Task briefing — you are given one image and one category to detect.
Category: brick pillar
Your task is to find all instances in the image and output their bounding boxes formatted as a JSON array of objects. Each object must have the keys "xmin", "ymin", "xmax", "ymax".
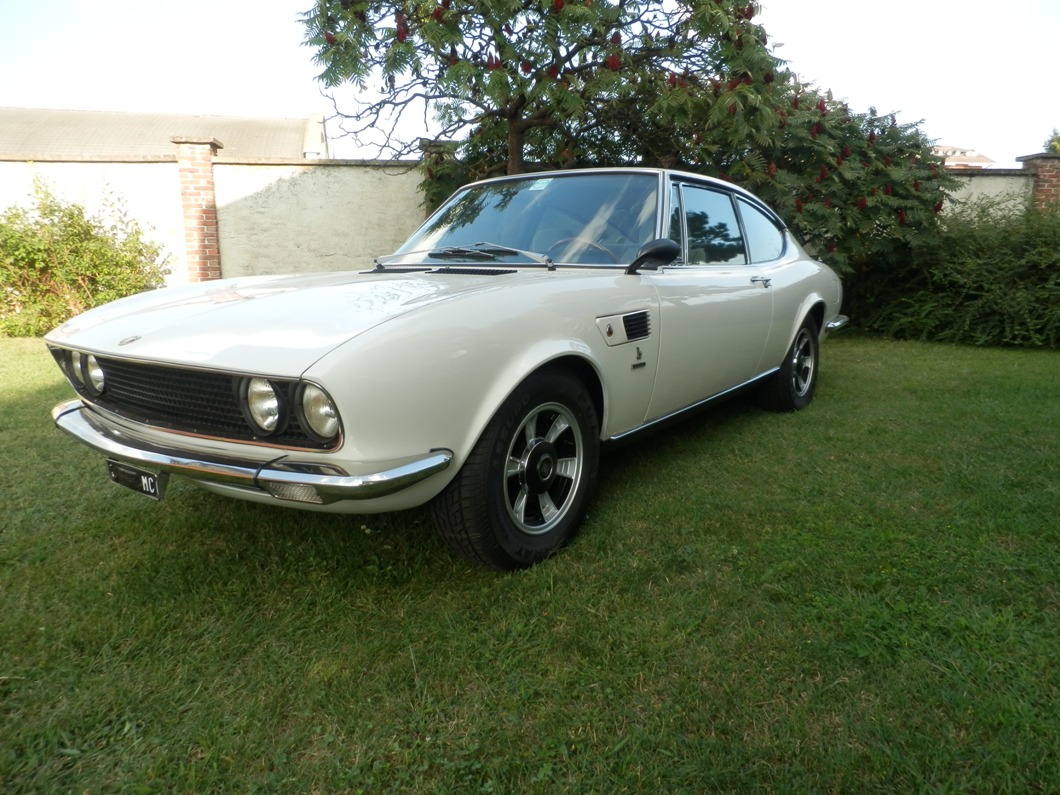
[
  {"xmin": 172, "ymin": 136, "xmax": 224, "ymax": 281},
  {"xmin": 1017, "ymin": 153, "xmax": 1060, "ymax": 210}
]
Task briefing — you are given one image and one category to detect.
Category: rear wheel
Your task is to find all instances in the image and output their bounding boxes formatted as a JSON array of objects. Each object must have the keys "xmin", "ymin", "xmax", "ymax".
[
  {"xmin": 430, "ymin": 369, "xmax": 599, "ymax": 570},
  {"xmin": 760, "ymin": 315, "xmax": 819, "ymax": 412}
]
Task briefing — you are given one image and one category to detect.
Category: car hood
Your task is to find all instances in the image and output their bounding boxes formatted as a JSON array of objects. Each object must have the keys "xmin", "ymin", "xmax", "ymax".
[{"xmin": 45, "ymin": 270, "xmax": 519, "ymax": 376}]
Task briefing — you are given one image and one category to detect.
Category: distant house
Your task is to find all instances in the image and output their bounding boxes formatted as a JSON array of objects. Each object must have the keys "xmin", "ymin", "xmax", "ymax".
[{"xmin": 933, "ymin": 145, "xmax": 995, "ymax": 170}]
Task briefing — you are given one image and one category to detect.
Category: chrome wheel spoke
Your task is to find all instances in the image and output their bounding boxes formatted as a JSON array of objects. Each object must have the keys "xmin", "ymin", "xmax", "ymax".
[
  {"xmin": 794, "ymin": 356, "xmax": 808, "ymax": 390},
  {"xmin": 511, "ymin": 488, "xmax": 529, "ymax": 523},
  {"xmin": 522, "ymin": 410, "xmax": 540, "ymax": 446},
  {"xmin": 554, "ymin": 456, "xmax": 578, "ymax": 480},
  {"xmin": 506, "ymin": 455, "xmax": 524, "ymax": 480},
  {"xmin": 545, "ymin": 413, "xmax": 571, "ymax": 444},
  {"xmin": 538, "ymin": 491, "xmax": 560, "ymax": 523}
]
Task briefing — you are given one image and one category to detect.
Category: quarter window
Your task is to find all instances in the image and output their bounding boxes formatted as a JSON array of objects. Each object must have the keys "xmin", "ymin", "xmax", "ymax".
[{"xmin": 738, "ymin": 198, "xmax": 786, "ymax": 263}]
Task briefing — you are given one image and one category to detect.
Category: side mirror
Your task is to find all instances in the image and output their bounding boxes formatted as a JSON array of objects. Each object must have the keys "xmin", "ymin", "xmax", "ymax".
[{"xmin": 626, "ymin": 238, "xmax": 681, "ymax": 275}]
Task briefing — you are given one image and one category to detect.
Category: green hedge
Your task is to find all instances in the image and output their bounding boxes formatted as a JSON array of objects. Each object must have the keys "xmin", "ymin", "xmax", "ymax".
[
  {"xmin": 0, "ymin": 182, "xmax": 169, "ymax": 337},
  {"xmin": 846, "ymin": 198, "xmax": 1059, "ymax": 348}
]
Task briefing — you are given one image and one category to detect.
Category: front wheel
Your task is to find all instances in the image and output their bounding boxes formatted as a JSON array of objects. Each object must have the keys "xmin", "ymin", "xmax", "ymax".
[
  {"xmin": 430, "ymin": 370, "xmax": 600, "ymax": 570},
  {"xmin": 759, "ymin": 316, "xmax": 820, "ymax": 412}
]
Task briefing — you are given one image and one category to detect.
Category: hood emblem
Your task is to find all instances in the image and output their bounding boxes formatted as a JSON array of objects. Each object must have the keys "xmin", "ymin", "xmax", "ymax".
[{"xmin": 118, "ymin": 335, "xmax": 142, "ymax": 346}]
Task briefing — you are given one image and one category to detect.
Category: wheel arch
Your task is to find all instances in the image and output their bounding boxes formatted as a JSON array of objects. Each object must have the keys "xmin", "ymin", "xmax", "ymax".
[
  {"xmin": 766, "ymin": 296, "xmax": 826, "ymax": 376},
  {"xmin": 532, "ymin": 354, "xmax": 606, "ymax": 430},
  {"xmin": 417, "ymin": 341, "xmax": 610, "ymax": 481},
  {"xmin": 785, "ymin": 296, "xmax": 826, "ymax": 345},
  {"xmin": 429, "ymin": 351, "xmax": 604, "ymax": 570},
  {"xmin": 807, "ymin": 300, "xmax": 826, "ymax": 337}
]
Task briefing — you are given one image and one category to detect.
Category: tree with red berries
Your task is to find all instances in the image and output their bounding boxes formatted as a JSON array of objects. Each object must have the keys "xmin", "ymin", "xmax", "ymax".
[
  {"xmin": 305, "ymin": 0, "xmax": 778, "ymax": 175},
  {"xmin": 305, "ymin": 0, "xmax": 955, "ymax": 283},
  {"xmin": 723, "ymin": 79, "xmax": 958, "ymax": 276}
]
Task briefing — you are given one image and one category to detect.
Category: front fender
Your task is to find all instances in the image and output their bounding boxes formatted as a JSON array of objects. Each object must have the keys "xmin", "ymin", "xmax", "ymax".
[{"xmin": 304, "ymin": 277, "xmax": 658, "ymax": 490}]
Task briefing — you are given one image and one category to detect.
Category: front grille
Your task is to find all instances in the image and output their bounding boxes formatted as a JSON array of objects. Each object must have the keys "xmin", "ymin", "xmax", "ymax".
[
  {"xmin": 51, "ymin": 349, "xmax": 331, "ymax": 449},
  {"xmin": 97, "ymin": 358, "xmax": 248, "ymax": 435}
]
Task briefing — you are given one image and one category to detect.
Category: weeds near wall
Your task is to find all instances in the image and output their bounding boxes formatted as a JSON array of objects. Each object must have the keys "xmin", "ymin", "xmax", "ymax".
[
  {"xmin": 848, "ymin": 196, "xmax": 1060, "ymax": 348},
  {"xmin": 0, "ymin": 181, "xmax": 169, "ymax": 337}
]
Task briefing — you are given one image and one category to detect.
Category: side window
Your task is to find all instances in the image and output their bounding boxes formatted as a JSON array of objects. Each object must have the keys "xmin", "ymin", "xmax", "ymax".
[
  {"xmin": 682, "ymin": 185, "xmax": 746, "ymax": 265},
  {"xmin": 738, "ymin": 197, "xmax": 786, "ymax": 263}
]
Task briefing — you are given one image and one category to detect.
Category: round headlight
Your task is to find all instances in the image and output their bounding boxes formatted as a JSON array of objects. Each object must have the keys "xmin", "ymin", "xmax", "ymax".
[
  {"xmin": 301, "ymin": 383, "xmax": 340, "ymax": 441},
  {"xmin": 246, "ymin": 378, "xmax": 283, "ymax": 433},
  {"xmin": 85, "ymin": 355, "xmax": 105, "ymax": 393},
  {"xmin": 68, "ymin": 351, "xmax": 104, "ymax": 394}
]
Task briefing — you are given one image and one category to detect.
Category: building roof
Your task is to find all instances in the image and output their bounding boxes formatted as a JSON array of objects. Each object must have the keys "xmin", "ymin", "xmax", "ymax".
[
  {"xmin": 0, "ymin": 107, "xmax": 322, "ymax": 162},
  {"xmin": 934, "ymin": 145, "xmax": 995, "ymax": 169}
]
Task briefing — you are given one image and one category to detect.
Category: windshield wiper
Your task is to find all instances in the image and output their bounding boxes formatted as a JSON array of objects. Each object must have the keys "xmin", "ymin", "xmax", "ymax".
[
  {"xmin": 428, "ymin": 245, "xmax": 508, "ymax": 261},
  {"xmin": 374, "ymin": 242, "xmax": 555, "ymax": 270},
  {"xmin": 428, "ymin": 241, "xmax": 555, "ymax": 270}
]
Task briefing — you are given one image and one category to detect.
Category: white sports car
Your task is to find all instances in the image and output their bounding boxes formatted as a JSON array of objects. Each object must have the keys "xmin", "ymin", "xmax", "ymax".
[{"xmin": 47, "ymin": 168, "xmax": 847, "ymax": 569}]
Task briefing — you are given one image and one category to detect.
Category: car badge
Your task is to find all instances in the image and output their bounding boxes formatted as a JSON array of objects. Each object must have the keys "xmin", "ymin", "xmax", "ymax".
[{"xmin": 118, "ymin": 335, "xmax": 141, "ymax": 346}]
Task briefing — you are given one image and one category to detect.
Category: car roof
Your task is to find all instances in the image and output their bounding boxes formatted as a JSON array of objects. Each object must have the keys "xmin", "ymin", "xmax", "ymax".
[{"xmin": 462, "ymin": 167, "xmax": 786, "ymax": 230}]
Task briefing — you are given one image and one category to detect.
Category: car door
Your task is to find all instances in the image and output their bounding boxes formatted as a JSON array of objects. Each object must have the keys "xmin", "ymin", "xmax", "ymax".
[{"xmin": 644, "ymin": 180, "xmax": 774, "ymax": 421}]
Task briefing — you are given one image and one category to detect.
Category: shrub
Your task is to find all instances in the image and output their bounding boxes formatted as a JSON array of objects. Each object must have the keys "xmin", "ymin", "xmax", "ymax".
[
  {"xmin": 1044, "ymin": 129, "xmax": 1060, "ymax": 154},
  {"xmin": 0, "ymin": 182, "xmax": 169, "ymax": 337},
  {"xmin": 847, "ymin": 197, "xmax": 1060, "ymax": 348}
]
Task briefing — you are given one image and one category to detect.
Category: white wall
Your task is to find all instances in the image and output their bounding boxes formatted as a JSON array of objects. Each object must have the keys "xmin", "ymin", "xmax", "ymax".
[
  {"xmin": 213, "ymin": 162, "xmax": 424, "ymax": 278},
  {"xmin": 0, "ymin": 159, "xmax": 425, "ymax": 286},
  {"xmin": 949, "ymin": 170, "xmax": 1033, "ymax": 208}
]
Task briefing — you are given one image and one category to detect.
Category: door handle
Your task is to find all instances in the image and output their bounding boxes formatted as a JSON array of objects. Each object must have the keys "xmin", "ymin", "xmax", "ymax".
[{"xmin": 751, "ymin": 276, "xmax": 772, "ymax": 288}]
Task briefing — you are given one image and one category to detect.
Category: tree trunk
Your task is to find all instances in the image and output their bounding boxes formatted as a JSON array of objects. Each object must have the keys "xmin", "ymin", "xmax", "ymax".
[{"xmin": 506, "ymin": 119, "xmax": 526, "ymax": 175}]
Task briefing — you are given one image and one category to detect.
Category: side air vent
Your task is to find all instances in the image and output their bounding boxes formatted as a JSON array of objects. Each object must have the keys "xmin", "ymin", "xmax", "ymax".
[{"xmin": 622, "ymin": 310, "xmax": 651, "ymax": 341}]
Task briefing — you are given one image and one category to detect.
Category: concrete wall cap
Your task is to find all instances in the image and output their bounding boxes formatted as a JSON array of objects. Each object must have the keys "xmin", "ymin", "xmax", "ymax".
[{"xmin": 170, "ymin": 136, "xmax": 224, "ymax": 149}]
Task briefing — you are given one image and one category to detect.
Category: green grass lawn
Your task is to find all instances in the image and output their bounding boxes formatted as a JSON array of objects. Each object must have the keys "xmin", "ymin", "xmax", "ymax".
[{"xmin": 1, "ymin": 336, "xmax": 1057, "ymax": 793}]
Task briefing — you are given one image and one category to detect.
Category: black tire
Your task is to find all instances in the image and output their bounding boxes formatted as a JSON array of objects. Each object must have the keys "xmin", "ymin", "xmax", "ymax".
[
  {"xmin": 759, "ymin": 315, "xmax": 820, "ymax": 412},
  {"xmin": 430, "ymin": 369, "xmax": 600, "ymax": 570}
]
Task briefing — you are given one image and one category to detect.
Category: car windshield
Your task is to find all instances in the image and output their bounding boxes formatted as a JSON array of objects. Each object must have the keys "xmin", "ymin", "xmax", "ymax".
[{"xmin": 392, "ymin": 172, "xmax": 659, "ymax": 266}]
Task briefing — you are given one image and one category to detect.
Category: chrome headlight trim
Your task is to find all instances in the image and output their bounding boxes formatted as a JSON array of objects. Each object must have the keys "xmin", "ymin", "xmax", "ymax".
[
  {"xmin": 66, "ymin": 350, "xmax": 105, "ymax": 396},
  {"xmin": 240, "ymin": 377, "xmax": 287, "ymax": 436},
  {"xmin": 297, "ymin": 382, "xmax": 342, "ymax": 443},
  {"xmin": 85, "ymin": 355, "xmax": 106, "ymax": 394},
  {"xmin": 69, "ymin": 350, "xmax": 86, "ymax": 385}
]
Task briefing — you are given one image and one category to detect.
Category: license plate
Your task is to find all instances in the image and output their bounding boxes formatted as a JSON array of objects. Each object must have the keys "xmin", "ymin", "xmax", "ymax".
[{"xmin": 107, "ymin": 460, "xmax": 169, "ymax": 500}]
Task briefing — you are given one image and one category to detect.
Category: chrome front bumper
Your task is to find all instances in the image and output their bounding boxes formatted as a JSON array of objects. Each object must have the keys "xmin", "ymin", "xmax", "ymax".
[{"xmin": 51, "ymin": 399, "xmax": 453, "ymax": 505}]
